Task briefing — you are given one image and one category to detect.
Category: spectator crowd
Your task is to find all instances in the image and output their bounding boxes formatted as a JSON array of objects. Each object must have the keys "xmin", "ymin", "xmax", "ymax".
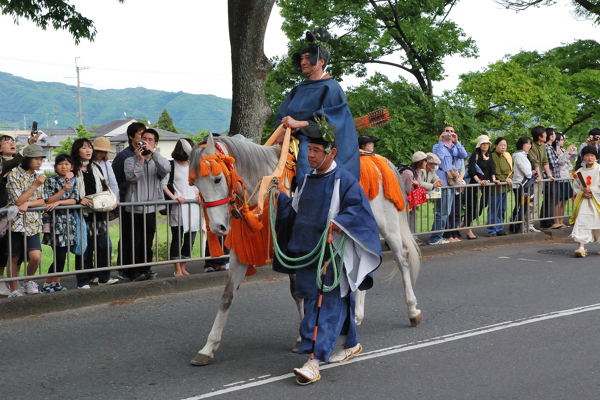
[
  {"xmin": 0, "ymin": 123, "xmax": 228, "ymax": 298},
  {"xmin": 0, "ymin": 121, "xmax": 597, "ymax": 298},
  {"xmin": 386, "ymin": 125, "xmax": 597, "ymax": 245}
]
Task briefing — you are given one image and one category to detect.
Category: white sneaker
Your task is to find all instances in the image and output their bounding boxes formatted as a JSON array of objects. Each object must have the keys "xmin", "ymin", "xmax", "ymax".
[
  {"xmin": 430, "ymin": 239, "xmax": 449, "ymax": 245},
  {"xmin": 24, "ymin": 281, "xmax": 39, "ymax": 295},
  {"xmin": 8, "ymin": 289, "xmax": 24, "ymax": 298},
  {"xmin": 529, "ymin": 226, "xmax": 541, "ymax": 233},
  {"xmin": 0, "ymin": 282, "xmax": 10, "ymax": 296},
  {"xmin": 98, "ymin": 278, "xmax": 119, "ymax": 286},
  {"xmin": 78, "ymin": 285, "xmax": 91, "ymax": 290}
]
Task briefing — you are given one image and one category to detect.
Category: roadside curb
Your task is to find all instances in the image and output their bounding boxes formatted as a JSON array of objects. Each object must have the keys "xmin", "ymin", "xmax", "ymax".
[{"xmin": 0, "ymin": 228, "xmax": 571, "ymax": 321}]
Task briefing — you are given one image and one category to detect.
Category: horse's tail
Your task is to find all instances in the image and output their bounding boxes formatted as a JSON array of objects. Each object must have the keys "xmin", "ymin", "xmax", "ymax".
[{"xmin": 387, "ymin": 159, "xmax": 421, "ymax": 283}]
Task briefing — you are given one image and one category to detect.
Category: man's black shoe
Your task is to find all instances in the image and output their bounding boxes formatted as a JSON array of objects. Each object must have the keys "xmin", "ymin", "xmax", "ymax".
[{"xmin": 132, "ymin": 274, "xmax": 147, "ymax": 282}]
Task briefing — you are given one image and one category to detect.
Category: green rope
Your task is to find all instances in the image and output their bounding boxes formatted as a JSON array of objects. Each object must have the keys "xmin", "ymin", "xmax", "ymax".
[{"xmin": 268, "ymin": 187, "xmax": 346, "ymax": 292}]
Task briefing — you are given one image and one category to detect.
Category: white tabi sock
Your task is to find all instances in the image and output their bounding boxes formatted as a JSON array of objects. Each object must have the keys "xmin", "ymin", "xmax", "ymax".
[{"xmin": 307, "ymin": 358, "xmax": 320, "ymax": 367}]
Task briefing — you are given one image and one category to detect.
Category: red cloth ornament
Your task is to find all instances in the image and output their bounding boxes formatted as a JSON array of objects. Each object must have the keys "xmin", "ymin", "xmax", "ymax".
[{"xmin": 407, "ymin": 187, "xmax": 428, "ymax": 211}]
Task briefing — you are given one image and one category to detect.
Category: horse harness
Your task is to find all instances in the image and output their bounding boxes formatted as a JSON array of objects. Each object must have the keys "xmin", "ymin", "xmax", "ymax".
[{"xmin": 196, "ymin": 140, "xmax": 253, "ymax": 220}]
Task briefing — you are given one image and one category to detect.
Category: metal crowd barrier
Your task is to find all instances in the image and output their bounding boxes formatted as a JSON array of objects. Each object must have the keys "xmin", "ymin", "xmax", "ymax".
[
  {"xmin": 410, "ymin": 178, "xmax": 575, "ymax": 237},
  {"xmin": 0, "ymin": 177, "xmax": 577, "ymax": 284},
  {"xmin": 0, "ymin": 198, "xmax": 230, "ymax": 284}
]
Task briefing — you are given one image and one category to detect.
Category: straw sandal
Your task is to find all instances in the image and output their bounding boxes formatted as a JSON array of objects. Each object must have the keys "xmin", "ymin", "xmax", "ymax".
[
  {"xmin": 574, "ymin": 249, "xmax": 588, "ymax": 258},
  {"xmin": 329, "ymin": 343, "xmax": 362, "ymax": 364},
  {"xmin": 293, "ymin": 363, "xmax": 321, "ymax": 385}
]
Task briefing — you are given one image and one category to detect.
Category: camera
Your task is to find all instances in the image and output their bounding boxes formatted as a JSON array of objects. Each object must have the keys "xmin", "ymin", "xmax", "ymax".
[
  {"xmin": 594, "ymin": 135, "xmax": 600, "ymax": 141},
  {"xmin": 444, "ymin": 133, "xmax": 452, "ymax": 138},
  {"xmin": 30, "ymin": 121, "xmax": 38, "ymax": 137},
  {"xmin": 137, "ymin": 140, "xmax": 151, "ymax": 156}
]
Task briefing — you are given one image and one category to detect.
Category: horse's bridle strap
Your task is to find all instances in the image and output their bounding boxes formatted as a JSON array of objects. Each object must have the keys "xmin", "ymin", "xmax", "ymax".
[{"xmin": 202, "ymin": 198, "xmax": 230, "ymax": 208}]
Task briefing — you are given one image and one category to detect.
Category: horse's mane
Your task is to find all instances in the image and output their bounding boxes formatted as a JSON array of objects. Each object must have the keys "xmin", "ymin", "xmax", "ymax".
[{"xmin": 189, "ymin": 135, "xmax": 281, "ymax": 203}]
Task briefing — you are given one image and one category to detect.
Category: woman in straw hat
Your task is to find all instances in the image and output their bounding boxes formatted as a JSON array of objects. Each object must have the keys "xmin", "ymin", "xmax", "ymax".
[
  {"xmin": 464, "ymin": 135, "xmax": 501, "ymax": 239},
  {"xmin": 92, "ymin": 137, "xmax": 119, "ymax": 201}
]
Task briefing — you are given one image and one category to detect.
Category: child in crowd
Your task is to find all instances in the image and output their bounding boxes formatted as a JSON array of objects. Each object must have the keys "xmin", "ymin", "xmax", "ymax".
[
  {"xmin": 5, "ymin": 144, "xmax": 46, "ymax": 297},
  {"xmin": 41, "ymin": 154, "xmax": 79, "ymax": 292},
  {"xmin": 570, "ymin": 145, "xmax": 600, "ymax": 258},
  {"xmin": 0, "ymin": 133, "xmax": 40, "ymax": 296}
]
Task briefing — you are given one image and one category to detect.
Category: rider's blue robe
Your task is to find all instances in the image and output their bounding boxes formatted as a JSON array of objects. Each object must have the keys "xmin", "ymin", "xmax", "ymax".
[
  {"xmin": 275, "ymin": 77, "xmax": 360, "ymax": 183},
  {"xmin": 273, "ymin": 164, "xmax": 381, "ymax": 361}
]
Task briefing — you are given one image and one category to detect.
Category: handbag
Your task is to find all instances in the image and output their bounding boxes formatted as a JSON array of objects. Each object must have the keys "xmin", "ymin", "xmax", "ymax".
[
  {"xmin": 73, "ymin": 211, "xmax": 87, "ymax": 256},
  {"xmin": 445, "ymin": 169, "xmax": 459, "ymax": 185},
  {"xmin": 85, "ymin": 187, "xmax": 118, "ymax": 212}
]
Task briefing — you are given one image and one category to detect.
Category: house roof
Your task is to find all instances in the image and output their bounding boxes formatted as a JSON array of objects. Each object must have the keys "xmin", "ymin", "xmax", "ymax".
[{"xmin": 91, "ymin": 119, "xmax": 137, "ymax": 137}]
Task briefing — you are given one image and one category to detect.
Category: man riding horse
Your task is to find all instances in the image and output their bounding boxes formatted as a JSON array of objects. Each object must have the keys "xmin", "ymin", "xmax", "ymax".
[{"xmin": 275, "ymin": 28, "xmax": 360, "ymax": 185}]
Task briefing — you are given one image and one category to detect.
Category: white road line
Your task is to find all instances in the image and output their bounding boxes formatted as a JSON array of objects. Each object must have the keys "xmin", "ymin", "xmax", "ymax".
[
  {"xmin": 182, "ymin": 303, "xmax": 600, "ymax": 400},
  {"xmin": 517, "ymin": 258, "xmax": 552, "ymax": 263}
]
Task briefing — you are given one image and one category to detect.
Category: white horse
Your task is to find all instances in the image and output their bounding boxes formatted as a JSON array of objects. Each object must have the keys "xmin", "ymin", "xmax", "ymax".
[{"xmin": 189, "ymin": 133, "xmax": 421, "ymax": 366}]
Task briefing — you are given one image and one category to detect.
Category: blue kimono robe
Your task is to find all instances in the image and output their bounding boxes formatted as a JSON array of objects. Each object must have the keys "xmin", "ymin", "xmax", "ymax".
[
  {"xmin": 275, "ymin": 77, "xmax": 360, "ymax": 183},
  {"xmin": 273, "ymin": 164, "xmax": 382, "ymax": 361}
]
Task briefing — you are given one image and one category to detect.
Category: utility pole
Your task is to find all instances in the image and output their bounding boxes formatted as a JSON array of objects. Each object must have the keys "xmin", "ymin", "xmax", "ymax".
[{"xmin": 75, "ymin": 57, "xmax": 89, "ymax": 126}]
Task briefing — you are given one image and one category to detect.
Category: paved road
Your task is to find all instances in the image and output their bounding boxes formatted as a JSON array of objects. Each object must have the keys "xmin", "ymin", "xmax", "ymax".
[{"xmin": 2, "ymin": 241, "xmax": 600, "ymax": 399}]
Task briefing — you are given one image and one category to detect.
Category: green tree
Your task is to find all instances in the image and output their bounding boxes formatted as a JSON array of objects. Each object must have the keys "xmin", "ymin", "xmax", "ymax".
[
  {"xmin": 53, "ymin": 124, "xmax": 95, "ymax": 155},
  {"xmin": 1, "ymin": 0, "xmax": 123, "ymax": 43},
  {"xmin": 494, "ymin": 0, "xmax": 600, "ymax": 25},
  {"xmin": 276, "ymin": 0, "xmax": 478, "ymax": 96},
  {"xmin": 343, "ymin": 74, "xmax": 485, "ymax": 164},
  {"xmin": 155, "ymin": 109, "xmax": 177, "ymax": 133},
  {"xmin": 457, "ymin": 40, "xmax": 600, "ymax": 144},
  {"xmin": 185, "ymin": 129, "xmax": 212, "ymax": 145}
]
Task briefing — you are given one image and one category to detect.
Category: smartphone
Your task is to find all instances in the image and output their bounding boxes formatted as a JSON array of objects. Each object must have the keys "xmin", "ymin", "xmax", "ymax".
[{"xmin": 30, "ymin": 121, "xmax": 38, "ymax": 137}]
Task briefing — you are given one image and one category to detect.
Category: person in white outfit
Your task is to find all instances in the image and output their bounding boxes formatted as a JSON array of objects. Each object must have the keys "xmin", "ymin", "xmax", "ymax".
[
  {"xmin": 570, "ymin": 145, "xmax": 600, "ymax": 257},
  {"xmin": 162, "ymin": 139, "xmax": 201, "ymax": 276}
]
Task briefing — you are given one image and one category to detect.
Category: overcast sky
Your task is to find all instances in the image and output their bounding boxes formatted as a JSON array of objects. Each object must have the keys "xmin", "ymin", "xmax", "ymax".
[{"xmin": 0, "ymin": 0, "xmax": 597, "ymax": 107}]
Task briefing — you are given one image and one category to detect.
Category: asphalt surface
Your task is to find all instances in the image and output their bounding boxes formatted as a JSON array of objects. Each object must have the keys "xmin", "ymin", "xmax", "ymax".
[
  {"xmin": 0, "ymin": 227, "xmax": 555, "ymax": 320},
  {"xmin": 4, "ymin": 226, "xmax": 600, "ymax": 399}
]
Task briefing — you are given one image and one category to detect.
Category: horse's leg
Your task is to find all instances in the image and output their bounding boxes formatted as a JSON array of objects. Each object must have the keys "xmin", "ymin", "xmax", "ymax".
[
  {"xmin": 373, "ymin": 194, "xmax": 422, "ymax": 326},
  {"xmin": 288, "ymin": 273, "xmax": 304, "ymax": 352},
  {"xmin": 191, "ymin": 253, "xmax": 247, "ymax": 366},
  {"xmin": 354, "ymin": 289, "xmax": 366, "ymax": 325}
]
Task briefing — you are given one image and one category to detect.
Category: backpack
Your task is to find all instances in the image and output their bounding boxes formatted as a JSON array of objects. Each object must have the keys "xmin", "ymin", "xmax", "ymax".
[
  {"xmin": 397, "ymin": 164, "xmax": 417, "ymax": 180},
  {"xmin": 159, "ymin": 160, "xmax": 176, "ymax": 216}
]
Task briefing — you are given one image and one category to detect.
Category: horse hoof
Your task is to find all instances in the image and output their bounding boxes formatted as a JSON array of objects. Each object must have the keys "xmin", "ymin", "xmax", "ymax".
[
  {"xmin": 190, "ymin": 353, "xmax": 213, "ymax": 366},
  {"xmin": 410, "ymin": 312, "xmax": 422, "ymax": 327},
  {"xmin": 292, "ymin": 339, "xmax": 301, "ymax": 353}
]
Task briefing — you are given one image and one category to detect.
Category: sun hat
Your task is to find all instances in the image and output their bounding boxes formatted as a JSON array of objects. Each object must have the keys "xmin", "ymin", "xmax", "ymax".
[
  {"xmin": 412, "ymin": 151, "xmax": 427, "ymax": 163},
  {"xmin": 22, "ymin": 144, "xmax": 45, "ymax": 158},
  {"xmin": 92, "ymin": 137, "xmax": 115, "ymax": 153},
  {"xmin": 475, "ymin": 135, "xmax": 492, "ymax": 149},
  {"xmin": 425, "ymin": 152, "xmax": 441, "ymax": 165}
]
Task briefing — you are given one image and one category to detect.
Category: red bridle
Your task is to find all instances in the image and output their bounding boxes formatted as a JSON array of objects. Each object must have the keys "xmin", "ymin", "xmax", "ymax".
[{"xmin": 197, "ymin": 142, "xmax": 243, "ymax": 210}]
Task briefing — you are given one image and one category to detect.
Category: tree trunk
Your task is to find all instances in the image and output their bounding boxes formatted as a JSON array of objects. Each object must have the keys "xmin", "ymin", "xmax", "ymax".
[{"xmin": 228, "ymin": 0, "xmax": 275, "ymax": 142}]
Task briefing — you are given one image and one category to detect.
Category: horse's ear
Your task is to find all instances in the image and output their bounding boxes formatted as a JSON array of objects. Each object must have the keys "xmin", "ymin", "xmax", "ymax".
[
  {"xmin": 205, "ymin": 132, "xmax": 216, "ymax": 153},
  {"xmin": 179, "ymin": 138, "xmax": 193, "ymax": 156}
]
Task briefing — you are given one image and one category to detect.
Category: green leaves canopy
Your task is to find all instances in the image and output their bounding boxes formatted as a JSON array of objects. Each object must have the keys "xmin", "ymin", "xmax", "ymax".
[
  {"xmin": 0, "ymin": 0, "xmax": 123, "ymax": 43},
  {"xmin": 457, "ymin": 40, "xmax": 600, "ymax": 144},
  {"xmin": 276, "ymin": 0, "xmax": 478, "ymax": 96}
]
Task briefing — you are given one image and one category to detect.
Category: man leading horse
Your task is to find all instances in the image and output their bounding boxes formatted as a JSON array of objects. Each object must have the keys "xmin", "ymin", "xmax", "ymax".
[{"xmin": 272, "ymin": 121, "xmax": 382, "ymax": 385}]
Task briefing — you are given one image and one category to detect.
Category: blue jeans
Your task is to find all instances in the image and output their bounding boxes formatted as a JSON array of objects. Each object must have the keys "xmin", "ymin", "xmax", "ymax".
[
  {"xmin": 488, "ymin": 193, "xmax": 507, "ymax": 234},
  {"xmin": 429, "ymin": 188, "xmax": 454, "ymax": 243}
]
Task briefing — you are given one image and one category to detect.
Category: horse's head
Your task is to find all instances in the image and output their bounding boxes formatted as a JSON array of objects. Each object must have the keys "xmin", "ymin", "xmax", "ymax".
[{"xmin": 189, "ymin": 133, "xmax": 232, "ymax": 236}]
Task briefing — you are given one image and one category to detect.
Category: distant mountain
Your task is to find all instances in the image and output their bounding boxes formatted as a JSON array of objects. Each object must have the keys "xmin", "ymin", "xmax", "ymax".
[{"xmin": 0, "ymin": 71, "xmax": 231, "ymax": 133}]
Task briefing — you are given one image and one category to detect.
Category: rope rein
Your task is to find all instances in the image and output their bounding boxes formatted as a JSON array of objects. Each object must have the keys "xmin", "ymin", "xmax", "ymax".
[{"xmin": 268, "ymin": 186, "xmax": 347, "ymax": 292}]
